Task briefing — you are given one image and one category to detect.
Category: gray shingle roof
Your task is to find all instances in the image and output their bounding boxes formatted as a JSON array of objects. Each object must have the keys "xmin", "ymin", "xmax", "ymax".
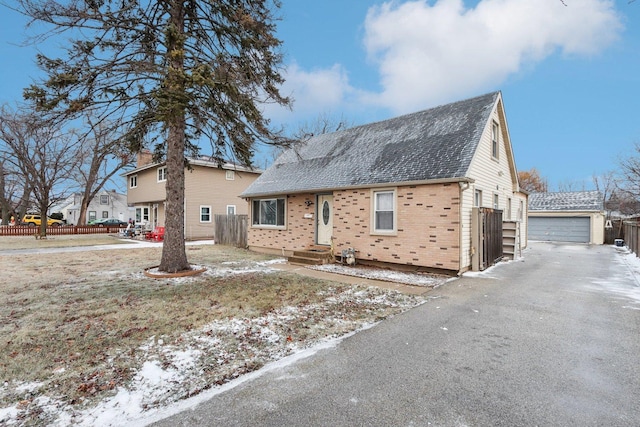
[
  {"xmin": 242, "ymin": 92, "xmax": 500, "ymax": 197},
  {"xmin": 528, "ymin": 191, "xmax": 604, "ymax": 212}
]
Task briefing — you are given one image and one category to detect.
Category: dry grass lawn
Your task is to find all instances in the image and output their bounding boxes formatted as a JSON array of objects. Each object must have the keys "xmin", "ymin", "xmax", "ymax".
[{"xmin": 0, "ymin": 236, "xmax": 425, "ymax": 425}]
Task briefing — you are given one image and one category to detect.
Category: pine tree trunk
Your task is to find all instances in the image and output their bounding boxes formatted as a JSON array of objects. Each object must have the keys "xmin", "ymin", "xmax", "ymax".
[
  {"xmin": 159, "ymin": 121, "xmax": 189, "ymax": 272},
  {"xmin": 158, "ymin": 1, "xmax": 189, "ymax": 273}
]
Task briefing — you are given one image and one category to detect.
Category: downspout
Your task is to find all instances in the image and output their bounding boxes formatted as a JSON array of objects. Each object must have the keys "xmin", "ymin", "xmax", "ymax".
[{"xmin": 459, "ymin": 181, "xmax": 470, "ymax": 276}]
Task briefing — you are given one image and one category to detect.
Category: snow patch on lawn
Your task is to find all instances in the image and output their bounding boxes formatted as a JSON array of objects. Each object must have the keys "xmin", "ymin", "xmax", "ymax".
[
  {"xmin": 309, "ymin": 264, "xmax": 450, "ymax": 287},
  {"xmin": 0, "ymin": 262, "xmax": 422, "ymax": 427}
]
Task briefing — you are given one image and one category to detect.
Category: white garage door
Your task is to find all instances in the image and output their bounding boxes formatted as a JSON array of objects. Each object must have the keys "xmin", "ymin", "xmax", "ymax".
[{"xmin": 528, "ymin": 217, "xmax": 591, "ymax": 243}]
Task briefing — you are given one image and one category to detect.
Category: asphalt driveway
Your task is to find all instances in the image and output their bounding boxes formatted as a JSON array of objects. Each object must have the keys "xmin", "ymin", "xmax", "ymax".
[{"xmin": 150, "ymin": 242, "xmax": 640, "ymax": 427}]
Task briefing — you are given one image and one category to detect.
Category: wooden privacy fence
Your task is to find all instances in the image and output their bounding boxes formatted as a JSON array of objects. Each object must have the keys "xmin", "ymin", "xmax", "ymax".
[
  {"xmin": 605, "ymin": 219, "xmax": 625, "ymax": 245},
  {"xmin": 0, "ymin": 225, "xmax": 124, "ymax": 237},
  {"xmin": 471, "ymin": 207, "xmax": 504, "ymax": 271},
  {"xmin": 624, "ymin": 221, "xmax": 640, "ymax": 257},
  {"xmin": 214, "ymin": 214, "xmax": 248, "ymax": 248}
]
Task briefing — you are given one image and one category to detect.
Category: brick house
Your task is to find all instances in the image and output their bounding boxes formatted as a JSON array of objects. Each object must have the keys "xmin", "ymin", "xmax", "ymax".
[
  {"xmin": 241, "ymin": 92, "xmax": 527, "ymax": 274},
  {"xmin": 123, "ymin": 153, "xmax": 261, "ymax": 240}
]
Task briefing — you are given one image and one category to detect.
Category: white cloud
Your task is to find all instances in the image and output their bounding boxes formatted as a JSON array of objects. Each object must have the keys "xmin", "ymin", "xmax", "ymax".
[
  {"xmin": 363, "ymin": 0, "xmax": 623, "ymax": 113},
  {"xmin": 264, "ymin": 62, "xmax": 356, "ymax": 122}
]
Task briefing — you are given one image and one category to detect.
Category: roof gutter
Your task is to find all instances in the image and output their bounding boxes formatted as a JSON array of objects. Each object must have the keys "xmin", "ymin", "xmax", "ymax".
[
  {"xmin": 241, "ymin": 177, "xmax": 476, "ymax": 199},
  {"xmin": 122, "ymin": 159, "xmax": 261, "ymax": 177}
]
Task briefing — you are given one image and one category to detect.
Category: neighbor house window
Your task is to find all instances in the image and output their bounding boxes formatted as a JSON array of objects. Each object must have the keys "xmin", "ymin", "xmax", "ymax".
[
  {"xmin": 89, "ymin": 211, "xmax": 96, "ymax": 221},
  {"xmin": 474, "ymin": 189, "xmax": 483, "ymax": 207},
  {"xmin": 491, "ymin": 121, "xmax": 499, "ymax": 159},
  {"xmin": 100, "ymin": 195, "xmax": 109, "ymax": 205},
  {"xmin": 157, "ymin": 167, "xmax": 167, "ymax": 182},
  {"xmin": 227, "ymin": 205, "xmax": 236, "ymax": 215},
  {"xmin": 493, "ymin": 194, "xmax": 499, "ymax": 210},
  {"xmin": 200, "ymin": 206, "xmax": 212, "ymax": 222},
  {"xmin": 373, "ymin": 189, "xmax": 396, "ymax": 233},
  {"xmin": 129, "ymin": 175, "xmax": 137, "ymax": 188},
  {"xmin": 135, "ymin": 207, "xmax": 149, "ymax": 223},
  {"xmin": 252, "ymin": 198, "xmax": 285, "ymax": 227},
  {"xmin": 226, "ymin": 170, "xmax": 235, "ymax": 180},
  {"xmin": 102, "ymin": 211, "xmax": 109, "ymax": 219}
]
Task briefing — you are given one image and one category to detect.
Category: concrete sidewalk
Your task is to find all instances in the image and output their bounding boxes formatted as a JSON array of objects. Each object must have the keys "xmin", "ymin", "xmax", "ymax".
[
  {"xmin": 0, "ymin": 238, "xmax": 214, "ymax": 256},
  {"xmin": 270, "ymin": 262, "xmax": 433, "ymax": 296}
]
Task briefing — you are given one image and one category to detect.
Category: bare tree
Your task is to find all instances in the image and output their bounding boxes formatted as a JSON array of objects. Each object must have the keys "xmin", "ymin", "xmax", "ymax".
[
  {"xmin": 619, "ymin": 142, "xmax": 640, "ymax": 199},
  {"xmin": 74, "ymin": 116, "xmax": 135, "ymax": 225},
  {"xmin": 0, "ymin": 106, "xmax": 80, "ymax": 236},
  {"xmin": 517, "ymin": 168, "xmax": 548, "ymax": 193},
  {"xmin": 289, "ymin": 112, "xmax": 353, "ymax": 141},
  {"xmin": 556, "ymin": 180, "xmax": 587, "ymax": 192},
  {"xmin": 0, "ymin": 156, "xmax": 34, "ymax": 225},
  {"xmin": 592, "ymin": 171, "xmax": 617, "ymax": 212},
  {"xmin": 0, "ymin": 159, "xmax": 13, "ymax": 224},
  {"xmin": 266, "ymin": 112, "xmax": 353, "ymax": 166},
  {"xmin": 10, "ymin": 0, "xmax": 292, "ymax": 272}
]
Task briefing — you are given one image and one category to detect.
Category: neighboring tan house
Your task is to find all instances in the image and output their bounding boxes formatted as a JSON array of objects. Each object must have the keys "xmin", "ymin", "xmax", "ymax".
[
  {"xmin": 528, "ymin": 191, "xmax": 605, "ymax": 244},
  {"xmin": 241, "ymin": 91, "xmax": 528, "ymax": 275},
  {"xmin": 51, "ymin": 190, "xmax": 132, "ymax": 225},
  {"xmin": 123, "ymin": 153, "xmax": 261, "ymax": 239}
]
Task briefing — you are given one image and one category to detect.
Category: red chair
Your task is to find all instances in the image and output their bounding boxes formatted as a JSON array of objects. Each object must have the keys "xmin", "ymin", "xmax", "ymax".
[{"xmin": 145, "ymin": 226, "xmax": 165, "ymax": 241}]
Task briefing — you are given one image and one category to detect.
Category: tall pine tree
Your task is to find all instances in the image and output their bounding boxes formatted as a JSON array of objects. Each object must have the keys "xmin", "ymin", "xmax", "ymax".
[{"xmin": 14, "ymin": 0, "xmax": 291, "ymax": 272}]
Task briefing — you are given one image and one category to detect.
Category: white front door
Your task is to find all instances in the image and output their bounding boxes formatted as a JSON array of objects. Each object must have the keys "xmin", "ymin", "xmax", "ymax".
[{"xmin": 317, "ymin": 194, "xmax": 333, "ymax": 246}]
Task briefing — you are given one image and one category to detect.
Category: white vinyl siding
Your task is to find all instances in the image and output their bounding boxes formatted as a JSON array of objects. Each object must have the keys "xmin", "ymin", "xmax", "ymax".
[{"xmin": 462, "ymin": 100, "xmax": 525, "ymax": 270}]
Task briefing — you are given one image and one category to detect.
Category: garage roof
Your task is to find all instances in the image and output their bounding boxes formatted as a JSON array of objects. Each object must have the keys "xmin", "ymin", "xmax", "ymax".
[{"xmin": 529, "ymin": 191, "xmax": 603, "ymax": 212}]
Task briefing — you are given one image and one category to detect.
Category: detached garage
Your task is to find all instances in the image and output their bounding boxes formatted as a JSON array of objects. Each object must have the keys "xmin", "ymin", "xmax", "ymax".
[{"xmin": 528, "ymin": 191, "xmax": 605, "ymax": 244}]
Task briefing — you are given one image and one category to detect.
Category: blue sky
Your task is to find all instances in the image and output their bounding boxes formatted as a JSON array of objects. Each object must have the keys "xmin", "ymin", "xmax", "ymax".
[{"xmin": 1, "ymin": 0, "xmax": 639, "ymax": 191}]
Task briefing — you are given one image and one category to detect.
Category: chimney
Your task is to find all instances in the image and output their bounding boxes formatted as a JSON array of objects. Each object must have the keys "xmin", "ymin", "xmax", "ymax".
[{"xmin": 137, "ymin": 150, "xmax": 153, "ymax": 167}]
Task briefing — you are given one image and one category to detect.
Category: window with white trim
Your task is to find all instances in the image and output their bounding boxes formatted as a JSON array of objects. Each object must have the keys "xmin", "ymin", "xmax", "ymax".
[
  {"xmin": 100, "ymin": 195, "xmax": 109, "ymax": 205},
  {"xmin": 135, "ymin": 207, "xmax": 149, "ymax": 223},
  {"xmin": 200, "ymin": 206, "xmax": 212, "ymax": 222},
  {"xmin": 493, "ymin": 193, "xmax": 499, "ymax": 210},
  {"xmin": 89, "ymin": 211, "xmax": 96, "ymax": 221},
  {"xmin": 252, "ymin": 198, "xmax": 285, "ymax": 227},
  {"xmin": 226, "ymin": 170, "xmax": 235, "ymax": 180},
  {"xmin": 373, "ymin": 189, "xmax": 395, "ymax": 232},
  {"xmin": 474, "ymin": 189, "xmax": 483, "ymax": 207},
  {"xmin": 519, "ymin": 200, "xmax": 524, "ymax": 221},
  {"xmin": 157, "ymin": 167, "xmax": 167, "ymax": 182},
  {"xmin": 227, "ymin": 205, "xmax": 236, "ymax": 215},
  {"xmin": 491, "ymin": 121, "xmax": 499, "ymax": 159},
  {"xmin": 129, "ymin": 175, "xmax": 137, "ymax": 188}
]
